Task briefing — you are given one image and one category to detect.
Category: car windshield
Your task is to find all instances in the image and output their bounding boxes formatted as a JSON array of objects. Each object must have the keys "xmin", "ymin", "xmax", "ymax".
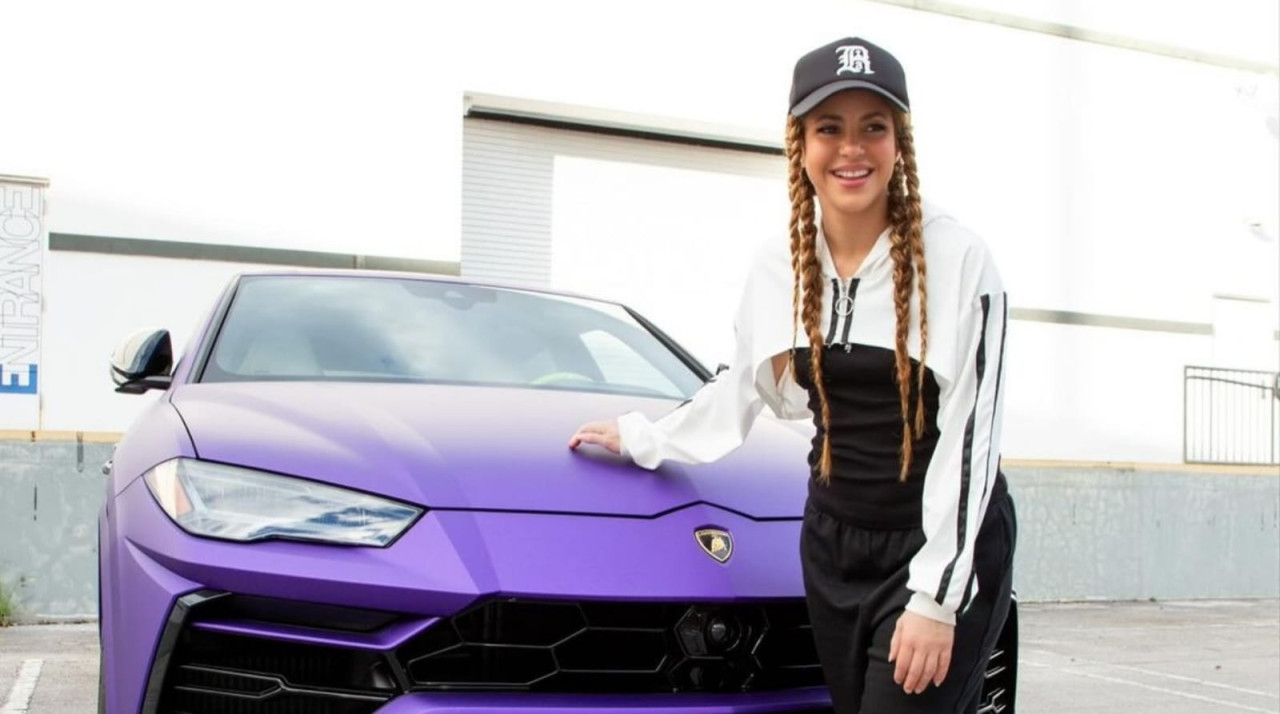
[{"xmin": 200, "ymin": 275, "xmax": 706, "ymax": 399}]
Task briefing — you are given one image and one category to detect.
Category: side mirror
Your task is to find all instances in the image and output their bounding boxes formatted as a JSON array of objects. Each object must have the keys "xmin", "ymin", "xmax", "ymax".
[{"xmin": 111, "ymin": 328, "xmax": 173, "ymax": 394}]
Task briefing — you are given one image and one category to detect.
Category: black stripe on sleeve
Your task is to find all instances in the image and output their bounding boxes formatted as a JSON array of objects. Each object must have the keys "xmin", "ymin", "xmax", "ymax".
[
  {"xmin": 982, "ymin": 296, "xmax": 1009, "ymax": 501},
  {"xmin": 935, "ymin": 294, "xmax": 991, "ymax": 605}
]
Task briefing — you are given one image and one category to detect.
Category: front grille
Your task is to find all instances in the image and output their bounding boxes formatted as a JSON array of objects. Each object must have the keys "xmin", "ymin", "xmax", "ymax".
[
  {"xmin": 154, "ymin": 593, "xmax": 1018, "ymax": 713},
  {"xmin": 153, "ymin": 592, "xmax": 1018, "ymax": 713},
  {"xmin": 166, "ymin": 673, "xmax": 388, "ymax": 714},
  {"xmin": 161, "ymin": 629, "xmax": 396, "ymax": 714},
  {"xmin": 398, "ymin": 599, "xmax": 824, "ymax": 692},
  {"xmin": 155, "ymin": 595, "xmax": 823, "ymax": 713},
  {"xmin": 156, "ymin": 595, "xmax": 401, "ymax": 714}
]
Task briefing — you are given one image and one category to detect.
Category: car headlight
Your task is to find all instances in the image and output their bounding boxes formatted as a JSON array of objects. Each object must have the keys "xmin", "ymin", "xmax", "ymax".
[{"xmin": 143, "ymin": 458, "xmax": 422, "ymax": 547}]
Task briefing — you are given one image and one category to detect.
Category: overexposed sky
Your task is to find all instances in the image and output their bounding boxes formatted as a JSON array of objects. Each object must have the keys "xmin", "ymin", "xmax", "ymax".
[{"xmin": 925, "ymin": 0, "xmax": 1279, "ymax": 66}]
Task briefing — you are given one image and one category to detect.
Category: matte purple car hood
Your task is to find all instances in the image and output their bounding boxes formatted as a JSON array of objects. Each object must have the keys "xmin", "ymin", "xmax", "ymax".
[{"xmin": 170, "ymin": 382, "xmax": 812, "ymax": 518}]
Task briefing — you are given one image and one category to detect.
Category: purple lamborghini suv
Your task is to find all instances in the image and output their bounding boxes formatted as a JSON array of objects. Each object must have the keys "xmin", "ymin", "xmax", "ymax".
[{"xmin": 99, "ymin": 270, "xmax": 1016, "ymax": 714}]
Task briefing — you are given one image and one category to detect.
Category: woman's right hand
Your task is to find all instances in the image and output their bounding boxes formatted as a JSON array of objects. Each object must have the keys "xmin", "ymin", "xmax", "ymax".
[{"xmin": 568, "ymin": 420, "xmax": 622, "ymax": 454}]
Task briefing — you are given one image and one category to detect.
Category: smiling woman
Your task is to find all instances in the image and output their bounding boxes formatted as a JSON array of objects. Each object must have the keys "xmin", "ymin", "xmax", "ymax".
[{"xmin": 569, "ymin": 36, "xmax": 1017, "ymax": 714}]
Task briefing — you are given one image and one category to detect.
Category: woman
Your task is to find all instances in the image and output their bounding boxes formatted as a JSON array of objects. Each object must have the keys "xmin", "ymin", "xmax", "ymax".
[{"xmin": 569, "ymin": 36, "xmax": 1016, "ymax": 714}]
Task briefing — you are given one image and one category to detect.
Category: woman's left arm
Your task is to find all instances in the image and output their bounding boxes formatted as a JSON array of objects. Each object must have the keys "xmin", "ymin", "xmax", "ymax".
[
  {"xmin": 892, "ymin": 239, "xmax": 1009, "ymax": 692},
  {"xmin": 906, "ymin": 286, "xmax": 1009, "ymax": 624}
]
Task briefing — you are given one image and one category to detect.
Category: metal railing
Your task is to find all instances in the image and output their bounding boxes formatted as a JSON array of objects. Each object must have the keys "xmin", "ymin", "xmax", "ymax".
[{"xmin": 1184, "ymin": 366, "xmax": 1280, "ymax": 466}]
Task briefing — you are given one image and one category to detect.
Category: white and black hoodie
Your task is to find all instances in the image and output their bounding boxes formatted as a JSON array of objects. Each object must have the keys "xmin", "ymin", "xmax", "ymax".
[{"xmin": 618, "ymin": 202, "xmax": 1008, "ymax": 626}]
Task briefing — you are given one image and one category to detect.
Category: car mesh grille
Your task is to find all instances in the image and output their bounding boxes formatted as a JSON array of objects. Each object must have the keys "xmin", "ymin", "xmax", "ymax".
[
  {"xmin": 166, "ymin": 667, "xmax": 389, "ymax": 714},
  {"xmin": 399, "ymin": 599, "xmax": 824, "ymax": 692},
  {"xmin": 154, "ymin": 592, "xmax": 1015, "ymax": 713},
  {"xmin": 160, "ymin": 629, "xmax": 396, "ymax": 714},
  {"xmin": 158, "ymin": 596, "xmax": 823, "ymax": 712}
]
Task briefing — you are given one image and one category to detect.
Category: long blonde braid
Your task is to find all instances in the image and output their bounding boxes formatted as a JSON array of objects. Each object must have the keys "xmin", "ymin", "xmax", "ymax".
[
  {"xmin": 784, "ymin": 114, "xmax": 834, "ymax": 482},
  {"xmin": 886, "ymin": 110, "xmax": 929, "ymax": 481}
]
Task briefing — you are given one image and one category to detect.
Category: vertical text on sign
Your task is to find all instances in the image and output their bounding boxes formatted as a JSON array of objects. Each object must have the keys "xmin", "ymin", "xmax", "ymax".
[{"xmin": 0, "ymin": 181, "xmax": 44, "ymax": 401}]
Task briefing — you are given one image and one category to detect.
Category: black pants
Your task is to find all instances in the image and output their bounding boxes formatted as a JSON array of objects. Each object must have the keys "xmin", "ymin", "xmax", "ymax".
[{"xmin": 800, "ymin": 476, "xmax": 1016, "ymax": 714}]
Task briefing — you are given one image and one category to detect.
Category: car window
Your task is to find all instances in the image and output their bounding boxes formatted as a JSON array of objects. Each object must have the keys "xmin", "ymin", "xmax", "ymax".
[
  {"xmin": 579, "ymin": 329, "xmax": 684, "ymax": 397},
  {"xmin": 201, "ymin": 275, "xmax": 704, "ymax": 399}
]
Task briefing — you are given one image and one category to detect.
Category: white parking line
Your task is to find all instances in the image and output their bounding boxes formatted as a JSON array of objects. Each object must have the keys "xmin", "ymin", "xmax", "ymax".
[
  {"xmin": 0, "ymin": 660, "xmax": 43, "ymax": 713},
  {"xmin": 1025, "ymin": 648, "xmax": 1279, "ymax": 700},
  {"xmin": 1023, "ymin": 659, "xmax": 1277, "ymax": 713}
]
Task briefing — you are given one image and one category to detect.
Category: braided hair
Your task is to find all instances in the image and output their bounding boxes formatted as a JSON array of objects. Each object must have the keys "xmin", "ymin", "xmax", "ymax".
[{"xmin": 784, "ymin": 110, "xmax": 929, "ymax": 483}]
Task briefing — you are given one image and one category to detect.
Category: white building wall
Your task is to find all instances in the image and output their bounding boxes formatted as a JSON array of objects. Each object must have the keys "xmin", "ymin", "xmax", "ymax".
[{"xmin": 1, "ymin": 0, "xmax": 1276, "ymax": 464}]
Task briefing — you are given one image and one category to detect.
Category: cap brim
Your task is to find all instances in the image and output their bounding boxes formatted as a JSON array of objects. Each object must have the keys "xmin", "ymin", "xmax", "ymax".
[{"xmin": 790, "ymin": 80, "xmax": 908, "ymax": 116}]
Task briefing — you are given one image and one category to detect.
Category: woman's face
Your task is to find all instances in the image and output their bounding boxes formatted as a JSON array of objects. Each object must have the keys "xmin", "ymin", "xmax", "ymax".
[{"xmin": 801, "ymin": 90, "xmax": 898, "ymax": 221}]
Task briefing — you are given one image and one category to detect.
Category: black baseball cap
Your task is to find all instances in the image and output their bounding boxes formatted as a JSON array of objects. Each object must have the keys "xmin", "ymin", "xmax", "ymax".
[{"xmin": 789, "ymin": 37, "xmax": 909, "ymax": 116}]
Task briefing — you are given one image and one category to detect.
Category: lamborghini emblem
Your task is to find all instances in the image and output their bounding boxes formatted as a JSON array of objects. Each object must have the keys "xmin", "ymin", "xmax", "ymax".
[{"xmin": 695, "ymin": 528, "xmax": 733, "ymax": 563}]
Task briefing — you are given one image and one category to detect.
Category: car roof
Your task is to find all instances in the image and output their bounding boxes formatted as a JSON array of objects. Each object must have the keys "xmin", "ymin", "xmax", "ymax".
[{"xmin": 230, "ymin": 268, "xmax": 626, "ymax": 308}]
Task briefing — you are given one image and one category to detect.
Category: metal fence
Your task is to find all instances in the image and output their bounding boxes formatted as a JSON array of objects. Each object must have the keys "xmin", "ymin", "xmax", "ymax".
[{"xmin": 1184, "ymin": 366, "xmax": 1280, "ymax": 466}]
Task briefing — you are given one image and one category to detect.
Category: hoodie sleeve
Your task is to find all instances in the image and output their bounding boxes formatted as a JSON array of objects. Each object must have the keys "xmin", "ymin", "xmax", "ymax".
[
  {"xmin": 905, "ymin": 241, "xmax": 1009, "ymax": 625},
  {"xmin": 617, "ymin": 337, "xmax": 765, "ymax": 469},
  {"xmin": 618, "ymin": 241, "xmax": 808, "ymax": 470}
]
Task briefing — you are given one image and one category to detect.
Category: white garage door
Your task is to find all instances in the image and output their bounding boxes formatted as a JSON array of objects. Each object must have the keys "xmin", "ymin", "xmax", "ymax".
[{"xmin": 461, "ymin": 117, "xmax": 791, "ymax": 368}]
